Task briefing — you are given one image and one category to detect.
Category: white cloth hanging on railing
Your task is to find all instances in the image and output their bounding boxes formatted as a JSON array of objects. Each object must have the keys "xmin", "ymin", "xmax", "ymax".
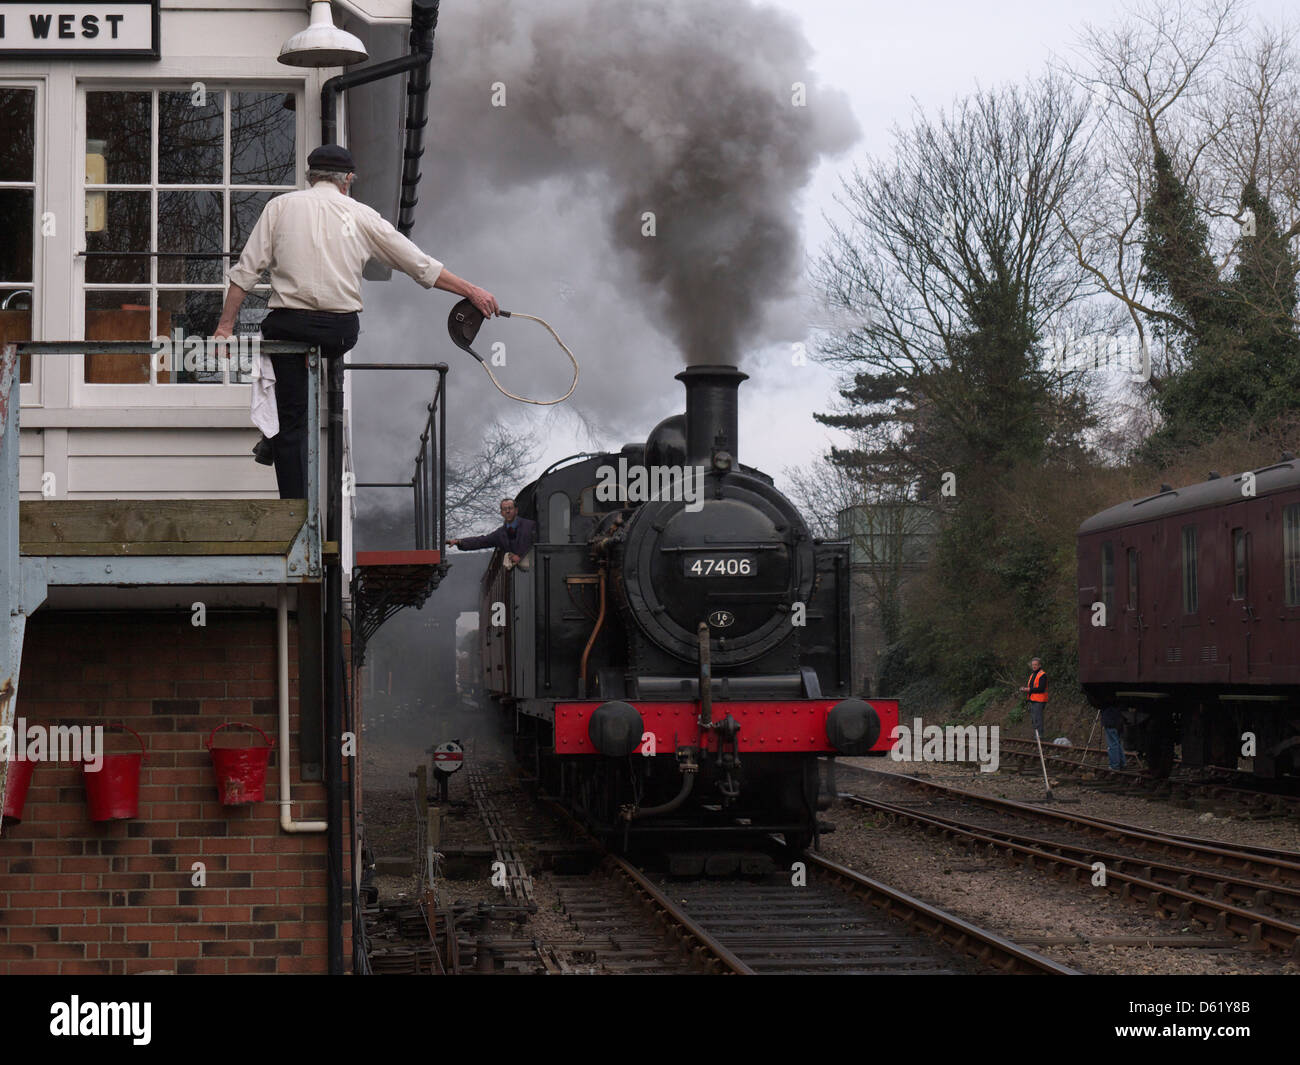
[{"xmin": 250, "ymin": 349, "xmax": 278, "ymax": 437}]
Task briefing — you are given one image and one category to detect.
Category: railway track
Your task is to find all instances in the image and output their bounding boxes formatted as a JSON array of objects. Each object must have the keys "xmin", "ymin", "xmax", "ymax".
[
  {"xmin": 842, "ymin": 767, "xmax": 1300, "ymax": 957},
  {"xmin": 618, "ymin": 848, "xmax": 1078, "ymax": 974},
  {"xmin": 998, "ymin": 736, "xmax": 1300, "ymax": 819},
  {"xmin": 391, "ymin": 749, "xmax": 1078, "ymax": 975},
  {"xmin": 510, "ymin": 778, "xmax": 1075, "ymax": 975}
]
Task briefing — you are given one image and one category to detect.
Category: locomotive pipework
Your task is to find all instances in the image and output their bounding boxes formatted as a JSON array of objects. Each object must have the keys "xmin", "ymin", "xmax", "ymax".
[
  {"xmin": 577, "ymin": 564, "xmax": 608, "ymax": 699},
  {"xmin": 697, "ymin": 621, "xmax": 713, "ymax": 728}
]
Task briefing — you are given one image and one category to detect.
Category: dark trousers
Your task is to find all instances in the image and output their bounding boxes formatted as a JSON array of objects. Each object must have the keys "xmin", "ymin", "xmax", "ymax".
[
  {"xmin": 1029, "ymin": 701, "xmax": 1045, "ymax": 736},
  {"xmin": 1105, "ymin": 726, "xmax": 1125, "ymax": 769},
  {"xmin": 261, "ymin": 308, "xmax": 358, "ymax": 499}
]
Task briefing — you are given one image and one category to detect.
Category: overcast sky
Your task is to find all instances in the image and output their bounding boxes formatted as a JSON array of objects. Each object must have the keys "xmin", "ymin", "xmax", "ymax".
[{"xmin": 352, "ymin": 0, "xmax": 1296, "ymax": 534}]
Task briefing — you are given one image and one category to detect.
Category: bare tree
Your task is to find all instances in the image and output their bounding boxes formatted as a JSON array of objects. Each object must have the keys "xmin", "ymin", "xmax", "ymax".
[
  {"xmin": 444, "ymin": 420, "xmax": 542, "ymax": 534},
  {"xmin": 811, "ymin": 72, "xmax": 1104, "ymax": 497},
  {"xmin": 1056, "ymin": 0, "xmax": 1300, "ymax": 363}
]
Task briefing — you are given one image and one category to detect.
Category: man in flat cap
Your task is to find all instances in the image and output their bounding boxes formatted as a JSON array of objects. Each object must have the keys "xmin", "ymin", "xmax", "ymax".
[{"xmin": 214, "ymin": 144, "xmax": 499, "ymax": 499}]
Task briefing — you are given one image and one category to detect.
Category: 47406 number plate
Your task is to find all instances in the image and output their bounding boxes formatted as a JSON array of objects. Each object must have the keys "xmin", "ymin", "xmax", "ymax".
[{"xmin": 683, "ymin": 554, "xmax": 756, "ymax": 577}]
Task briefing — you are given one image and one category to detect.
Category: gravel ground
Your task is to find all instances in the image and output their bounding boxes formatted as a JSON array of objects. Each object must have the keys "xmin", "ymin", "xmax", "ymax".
[
  {"xmin": 823, "ymin": 757, "xmax": 1300, "ymax": 975},
  {"xmin": 837, "ymin": 755, "xmax": 1300, "ymax": 853}
]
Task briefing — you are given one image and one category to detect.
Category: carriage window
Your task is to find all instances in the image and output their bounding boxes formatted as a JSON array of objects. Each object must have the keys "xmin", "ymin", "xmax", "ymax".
[
  {"xmin": 547, "ymin": 491, "xmax": 571, "ymax": 543},
  {"xmin": 1233, "ymin": 528, "xmax": 1248, "ymax": 600},
  {"xmin": 1127, "ymin": 547, "xmax": 1138, "ymax": 609},
  {"xmin": 1285, "ymin": 505, "xmax": 1300, "ymax": 607},
  {"xmin": 1100, "ymin": 541, "xmax": 1114, "ymax": 621},
  {"xmin": 1181, "ymin": 525, "xmax": 1198, "ymax": 613}
]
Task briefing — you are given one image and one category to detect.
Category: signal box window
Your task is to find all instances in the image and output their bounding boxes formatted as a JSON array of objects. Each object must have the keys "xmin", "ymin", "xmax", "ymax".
[
  {"xmin": 0, "ymin": 87, "xmax": 36, "ymax": 384},
  {"xmin": 1100, "ymin": 541, "xmax": 1114, "ymax": 621},
  {"xmin": 1127, "ymin": 547, "xmax": 1138, "ymax": 609},
  {"xmin": 1232, "ymin": 528, "xmax": 1248, "ymax": 600},
  {"xmin": 83, "ymin": 89, "xmax": 296, "ymax": 384},
  {"xmin": 1285, "ymin": 504, "xmax": 1300, "ymax": 607},
  {"xmin": 1181, "ymin": 525, "xmax": 1198, "ymax": 614}
]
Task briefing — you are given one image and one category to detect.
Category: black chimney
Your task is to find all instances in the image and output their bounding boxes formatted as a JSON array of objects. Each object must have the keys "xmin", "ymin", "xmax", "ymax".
[{"xmin": 675, "ymin": 364, "xmax": 748, "ymax": 468}]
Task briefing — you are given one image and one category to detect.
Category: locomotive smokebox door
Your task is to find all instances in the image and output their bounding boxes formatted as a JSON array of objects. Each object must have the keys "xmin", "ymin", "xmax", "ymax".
[{"xmin": 432, "ymin": 740, "xmax": 464, "ymax": 802}]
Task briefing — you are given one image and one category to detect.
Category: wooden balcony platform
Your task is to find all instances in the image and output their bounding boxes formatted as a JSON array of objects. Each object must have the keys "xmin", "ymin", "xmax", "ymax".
[{"xmin": 17, "ymin": 499, "xmax": 320, "ymax": 585}]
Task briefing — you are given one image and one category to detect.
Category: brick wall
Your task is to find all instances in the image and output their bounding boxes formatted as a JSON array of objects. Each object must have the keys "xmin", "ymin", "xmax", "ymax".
[{"xmin": 0, "ymin": 609, "xmax": 351, "ymax": 975}]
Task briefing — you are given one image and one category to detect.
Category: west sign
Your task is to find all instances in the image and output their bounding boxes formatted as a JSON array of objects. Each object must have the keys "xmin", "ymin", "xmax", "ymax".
[{"xmin": 0, "ymin": 2, "xmax": 159, "ymax": 58}]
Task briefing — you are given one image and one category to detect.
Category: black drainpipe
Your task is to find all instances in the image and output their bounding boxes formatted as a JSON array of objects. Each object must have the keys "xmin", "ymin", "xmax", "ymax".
[
  {"xmin": 317, "ymin": 0, "xmax": 440, "ymax": 977},
  {"xmin": 396, "ymin": 2, "xmax": 436, "ymax": 236}
]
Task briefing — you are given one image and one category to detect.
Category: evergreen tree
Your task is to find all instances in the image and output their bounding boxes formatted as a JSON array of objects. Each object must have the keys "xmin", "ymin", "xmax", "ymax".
[{"xmin": 1139, "ymin": 150, "xmax": 1300, "ymax": 461}]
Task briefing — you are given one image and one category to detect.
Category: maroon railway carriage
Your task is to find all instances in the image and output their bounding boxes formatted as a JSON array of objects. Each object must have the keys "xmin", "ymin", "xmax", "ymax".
[{"xmin": 1077, "ymin": 456, "xmax": 1300, "ymax": 777}]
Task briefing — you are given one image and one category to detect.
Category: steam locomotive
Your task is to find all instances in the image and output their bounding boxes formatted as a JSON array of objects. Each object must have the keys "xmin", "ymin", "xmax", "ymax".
[
  {"xmin": 476, "ymin": 365, "xmax": 896, "ymax": 849},
  {"xmin": 1077, "ymin": 457, "xmax": 1300, "ymax": 778}
]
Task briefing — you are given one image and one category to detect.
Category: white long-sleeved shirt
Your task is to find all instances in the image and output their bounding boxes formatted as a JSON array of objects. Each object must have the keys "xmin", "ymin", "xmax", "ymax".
[{"xmin": 227, "ymin": 181, "xmax": 444, "ymax": 312}]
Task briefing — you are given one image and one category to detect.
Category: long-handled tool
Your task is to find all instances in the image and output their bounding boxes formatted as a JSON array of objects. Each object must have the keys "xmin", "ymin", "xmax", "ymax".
[
  {"xmin": 1033, "ymin": 728, "xmax": 1054, "ymax": 801},
  {"xmin": 447, "ymin": 298, "xmax": 579, "ymax": 405},
  {"xmin": 1084, "ymin": 708, "xmax": 1101, "ymax": 757}
]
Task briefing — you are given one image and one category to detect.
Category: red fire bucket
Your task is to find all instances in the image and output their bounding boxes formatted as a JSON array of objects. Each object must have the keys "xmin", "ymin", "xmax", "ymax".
[
  {"xmin": 206, "ymin": 722, "xmax": 274, "ymax": 805},
  {"xmin": 2, "ymin": 758, "xmax": 37, "ymax": 822},
  {"xmin": 84, "ymin": 724, "xmax": 146, "ymax": 822}
]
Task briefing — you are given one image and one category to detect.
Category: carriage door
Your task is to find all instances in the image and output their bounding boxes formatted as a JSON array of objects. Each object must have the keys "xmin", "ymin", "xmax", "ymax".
[{"xmin": 1225, "ymin": 502, "xmax": 1260, "ymax": 681}]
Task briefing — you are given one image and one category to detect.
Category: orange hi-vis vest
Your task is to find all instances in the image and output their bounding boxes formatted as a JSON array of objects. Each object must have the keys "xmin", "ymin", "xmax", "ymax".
[{"xmin": 1027, "ymin": 669, "xmax": 1048, "ymax": 703}]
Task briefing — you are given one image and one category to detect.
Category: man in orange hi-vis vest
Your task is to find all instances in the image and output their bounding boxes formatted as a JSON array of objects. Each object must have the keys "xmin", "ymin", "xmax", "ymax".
[{"xmin": 1019, "ymin": 657, "xmax": 1048, "ymax": 737}]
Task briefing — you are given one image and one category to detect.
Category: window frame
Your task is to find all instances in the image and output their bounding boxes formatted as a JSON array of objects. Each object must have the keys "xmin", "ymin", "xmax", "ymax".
[
  {"xmin": 1181, "ymin": 523, "xmax": 1199, "ymax": 615},
  {"xmin": 71, "ymin": 80, "xmax": 303, "ymax": 408},
  {"xmin": 1284, "ymin": 504, "xmax": 1300, "ymax": 608},
  {"xmin": 1100, "ymin": 540, "xmax": 1115, "ymax": 624},
  {"xmin": 1232, "ymin": 527, "xmax": 1248, "ymax": 601},
  {"xmin": 2, "ymin": 79, "xmax": 45, "ymax": 401},
  {"xmin": 546, "ymin": 490, "xmax": 571, "ymax": 544}
]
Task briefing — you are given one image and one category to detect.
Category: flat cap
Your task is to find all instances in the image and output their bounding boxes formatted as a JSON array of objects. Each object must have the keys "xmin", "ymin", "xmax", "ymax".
[{"xmin": 307, "ymin": 144, "xmax": 356, "ymax": 173}]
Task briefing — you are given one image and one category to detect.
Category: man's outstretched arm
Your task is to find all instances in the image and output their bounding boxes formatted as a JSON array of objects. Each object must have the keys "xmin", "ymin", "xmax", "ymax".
[
  {"xmin": 362, "ymin": 211, "xmax": 499, "ymax": 319},
  {"xmin": 433, "ymin": 268, "xmax": 499, "ymax": 318},
  {"xmin": 448, "ymin": 531, "xmax": 501, "ymax": 551}
]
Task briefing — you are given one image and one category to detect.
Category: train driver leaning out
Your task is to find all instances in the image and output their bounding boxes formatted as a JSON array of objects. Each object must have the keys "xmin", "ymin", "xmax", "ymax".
[
  {"xmin": 1019, "ymin": 657, "xmax": 1049, "ymax": 737},
  {"xmin": 448, "ymin": 498, "xmax": 537, "ymax": 569}
]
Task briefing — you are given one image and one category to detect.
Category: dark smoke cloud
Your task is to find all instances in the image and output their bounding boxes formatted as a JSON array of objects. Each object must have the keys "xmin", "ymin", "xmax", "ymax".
[{"xmin": 423, "ymin": 0, "xmax": 858, "ymax": 365}]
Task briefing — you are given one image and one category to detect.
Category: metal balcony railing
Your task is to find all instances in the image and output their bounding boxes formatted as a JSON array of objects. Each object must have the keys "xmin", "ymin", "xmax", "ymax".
[
  {"xmin": 347, "ymin": 360, "xmax": 450, "ymax": 665},
  {"xmin": 350, "ymin": 361, "xmax": 448, "ymax": 552}
]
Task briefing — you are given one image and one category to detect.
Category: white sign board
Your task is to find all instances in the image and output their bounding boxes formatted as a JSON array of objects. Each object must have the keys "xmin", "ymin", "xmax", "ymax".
[{"xmin": 0, "ymin": 2, "xmax": 159, "ymax": 57}]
